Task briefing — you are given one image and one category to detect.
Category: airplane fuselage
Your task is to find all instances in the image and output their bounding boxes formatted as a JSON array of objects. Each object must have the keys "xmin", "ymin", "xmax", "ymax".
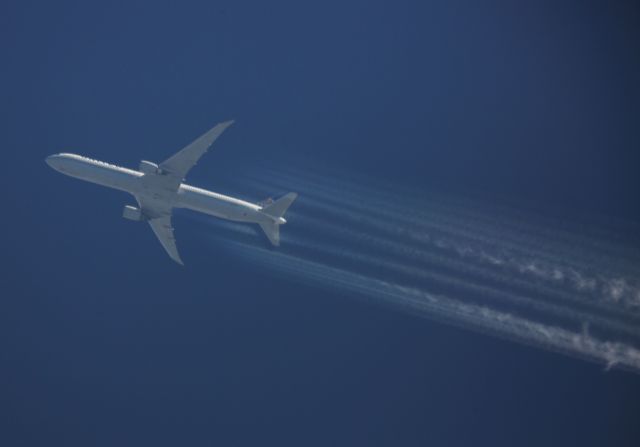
[
  {"xmin": 46, "ymin": 121, "xmax": 296, "ymax": 264},
  {"xmin": 46, "ymin": 153, "xmax": 278, "ymax": 225}
]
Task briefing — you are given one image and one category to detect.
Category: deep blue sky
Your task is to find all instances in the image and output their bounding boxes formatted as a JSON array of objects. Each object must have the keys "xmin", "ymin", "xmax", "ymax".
[{"xmin": 2, "ymin": 0, "xmax": 640, "ymax": 445}]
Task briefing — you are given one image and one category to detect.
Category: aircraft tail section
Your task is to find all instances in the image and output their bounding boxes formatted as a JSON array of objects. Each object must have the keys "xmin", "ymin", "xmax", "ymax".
[
  {"xmin": 259, "ymin": 221, "xmax": 280, "ymax": 246},
  {"xmin": 258, "ymin": 192, "xmax": 297, "ymax": 246},
  {"xmin": 261, "ymin": 192, "xmax": 298, "ymax": 219}
]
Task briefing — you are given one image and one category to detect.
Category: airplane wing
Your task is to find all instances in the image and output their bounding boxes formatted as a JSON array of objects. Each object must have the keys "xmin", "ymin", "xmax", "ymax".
[
  {"xmin": 133, "ymin": 120, "xmax": 234, "ymax": 264},
  {"xmin": 136, "ymin": 196, "xmax": 183, "ymax": 265},
  {"xmin": 159, "ymin": 120, "xmax": 234, "ymax": 183},
  {"xmin": 148, "ymin": 215, "xmax": 183, "ymax": 265}
]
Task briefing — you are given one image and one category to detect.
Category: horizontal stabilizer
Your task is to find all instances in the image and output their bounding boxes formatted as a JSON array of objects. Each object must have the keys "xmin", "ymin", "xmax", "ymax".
[
  {"xmin": 259, "ymin": 221, "xmax": 280, "ymax": 246},
  {"xmin": 262, "ymin": 192, "xmax": 298, "ymax": 218}
]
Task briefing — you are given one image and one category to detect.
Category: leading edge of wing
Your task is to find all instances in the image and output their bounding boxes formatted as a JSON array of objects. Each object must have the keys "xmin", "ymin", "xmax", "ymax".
[{"xmin": 159, "ymin": 120, "xmax": 234, "ymax": 181}]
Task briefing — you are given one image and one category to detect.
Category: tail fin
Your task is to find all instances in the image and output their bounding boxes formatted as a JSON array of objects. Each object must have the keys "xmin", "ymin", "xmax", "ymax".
[
  {"xmin": 259, "ymin": 192, "xmax": 297, "ymax": 246},
  {"xmin": 261, "ymin": 192, "xmax": 298, "ymax": 219}
]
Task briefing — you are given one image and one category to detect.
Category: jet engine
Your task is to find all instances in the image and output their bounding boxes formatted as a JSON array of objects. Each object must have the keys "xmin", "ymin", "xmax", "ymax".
[
  {"xmin": 123, "ymin": 205, "xmax": 146, "ymax": 221},
  {"xmin": 139, "ymin": 160, "xmax": 162, "ymax": 175}
]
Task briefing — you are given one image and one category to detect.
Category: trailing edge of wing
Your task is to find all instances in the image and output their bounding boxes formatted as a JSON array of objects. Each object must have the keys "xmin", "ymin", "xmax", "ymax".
[
  {"xmin": 148, "ymin": 215, "xmax": 183, "ymax": 265},
  {"xmin": 159, "ymin": 120, "xmax": 234, "ymax": 181}
]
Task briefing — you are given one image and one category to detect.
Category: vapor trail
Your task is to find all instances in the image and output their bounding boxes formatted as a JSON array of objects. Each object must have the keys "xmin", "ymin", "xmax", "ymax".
[
  {"xmin": 217, "ymin": 237, "xmax": 640, "ymax": 373},
  {"xmin": 256, "ymin": 167, "xmax": 640, "ymax": 271},
  {"xmin": 279, "ymin": 231, "xmax": 640, "ymax": 339},
  {"xmin": 242, "ymin": 175, "xmax": 640, "ymax": 309},
  {"xmin": 194, "ymin": 202, "xmax": 640, "ymax": 340},
  {"xmin": 196, "ymin": 163, "xmax": 640, "ymax": 372},
  {"xmin": 266, "ymin": 164, "xmax": 640, "ymax": 261},
  {"xmin": 242, "ymin": 173, "xmax": 625, "ymax": 272},
  {"xmin": 282, "ymin": 213, "xmax": 640, "ymax": 327}
]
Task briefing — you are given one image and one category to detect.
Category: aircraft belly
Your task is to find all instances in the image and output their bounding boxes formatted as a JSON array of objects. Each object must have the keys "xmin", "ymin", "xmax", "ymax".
[
  {"xmin": 95, "ymin": 170, "xmax": 138, "ymax": 192},
  {"xmin": 177, "ymin": 188, "xmax": 257, "ymax": 222}
]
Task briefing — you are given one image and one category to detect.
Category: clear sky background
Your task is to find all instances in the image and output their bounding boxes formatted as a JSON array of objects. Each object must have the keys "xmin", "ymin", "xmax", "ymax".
[{"xmin": 2, "ymin": 0, "xmax": 640, "ymax": 445}]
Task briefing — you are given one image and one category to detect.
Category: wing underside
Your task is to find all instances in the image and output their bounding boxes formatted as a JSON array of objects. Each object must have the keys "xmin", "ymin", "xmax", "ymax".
[
  {"xmin": 133, "ymin": 120, "xmax": 234, "ymax": 265},
  {"xmin": 159, "ymin": 120, "xmax": 234, "ymax": 182},
  {"xmin": 148, "ymin": 216, "xmax": 183, "ymax": 265},
  {"xmin": 135, "ymin": 196, "xmax": 183, "ymax": 265}
]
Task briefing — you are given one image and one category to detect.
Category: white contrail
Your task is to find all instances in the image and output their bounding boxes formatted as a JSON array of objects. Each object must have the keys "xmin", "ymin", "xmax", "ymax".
[
  {"xmin": 242, "ymin": 175, "xmax": 640, "ymax": 309},
  {"xmin": 263, "ymin": 163, "xmax": 640, "ymax": 261},
  {"xmin": 218, "ymin": 237, "xmax": 640, "ymax": 373},
  {"xmin": 196, "ymin": 167, "xmax": 640, "ymax": 372},
  {"xmin": 251, "ymin": 170, "xmax": 640, "ymax": 270},
  {"xmin": 284, "ymin": 193, "xmax": 640, "ymax": 312},
  {"xmin": 197, "ymin": 207, "xmax": 632, "ymax": 325},
  {"xmin": 192, "ymin": 211, "xmax": 640, "ymax": 340},
  {"xmin": 253, "ymin": 166, "xmax": 640, "ymax": 271},
  {"xmin": 283, "ymin": 213, "xmax": 640, "ymax": 323},
  {"xmin": 241, "ymin": 173, "xmax": 626, "ymax": 273},
  {"xmin": 276, "ymin": 231, "xmax": 640, "ymax": 339},
  {"xmin": 236, "ymin": 173, "xmax": 640, "ymax": 310}
]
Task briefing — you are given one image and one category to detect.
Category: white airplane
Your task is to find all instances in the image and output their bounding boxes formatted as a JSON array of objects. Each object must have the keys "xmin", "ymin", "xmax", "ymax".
[{"xmin": 46, "ymin": 121, "xmax": 297, "ymax": 265}]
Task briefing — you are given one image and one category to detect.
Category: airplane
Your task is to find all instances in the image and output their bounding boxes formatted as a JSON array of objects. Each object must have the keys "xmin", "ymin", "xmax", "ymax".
[{"xmin": 46, "ymin": 121, "xmax": 297, "ymax": 265}]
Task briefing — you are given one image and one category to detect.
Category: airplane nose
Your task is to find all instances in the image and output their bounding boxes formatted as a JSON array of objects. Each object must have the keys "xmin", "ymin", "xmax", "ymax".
[
  {"xmin": 45, "ymin": 155, "xmax": 57, "ymax": 168},
  {"xmin": 46, "ymin": 154, "xmax": 63, "ymax": 171}
]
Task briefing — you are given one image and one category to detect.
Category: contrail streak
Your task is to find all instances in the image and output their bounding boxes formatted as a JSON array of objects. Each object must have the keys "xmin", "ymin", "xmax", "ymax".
[
  {"xmin": 255, "ymin": 166, "xmax": 640, "ymax": 271},
  {"xmin": 242, "ymin": 175, "xmax": 640, "ymax": 309},
  {"xmin": 242, "ymin": 173, "xmax": 626, "ymax": 273},
  {"xmin": 260, "ymin": 182, "xmax": 640, "ymax": 311},
  {"xmin": 283, "ymin": 214, "xmax": 640, "ymax": 328},
  {"xmin": 194, "ymin": 163, "xmax": 640, "ymax": 373},
  {"xmin": 265, "ymin": 163, "xmax": 640, "ymax": 261},
  {"xmin": 280, "ymin": 232, "xmax": 640, "ymax": 339},
  {"xmin": 217, "ymin": 237, "xmax": 640, "ymax": 373},
  {"xmin": 192, "ymin": 210, "xmax": 640, "ymax": 340}
]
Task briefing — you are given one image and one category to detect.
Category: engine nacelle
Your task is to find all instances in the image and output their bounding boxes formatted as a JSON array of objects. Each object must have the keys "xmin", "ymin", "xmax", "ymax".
[
  {"xmin": 123, "ymin": 205, "xmax": 145, "ymax": 221},
  {"xmin": 139, "ymin": 160, "xmax": 161, "ymax": 175}
]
